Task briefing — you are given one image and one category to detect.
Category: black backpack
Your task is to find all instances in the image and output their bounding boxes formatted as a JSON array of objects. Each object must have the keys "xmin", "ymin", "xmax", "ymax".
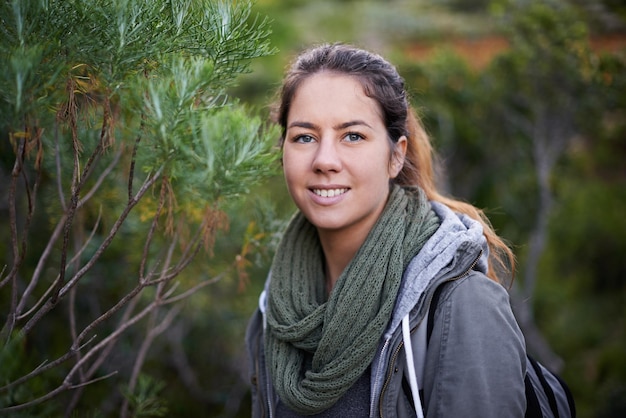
[{"xmin": 425, "ymin": 285, "xmax": 576, "ymax": 418}]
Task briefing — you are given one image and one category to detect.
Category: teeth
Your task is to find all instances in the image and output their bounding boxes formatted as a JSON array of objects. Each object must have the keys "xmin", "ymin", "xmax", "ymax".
[{"xmin": 313, "ymin": 188, "xmax": 346, "ymax": 197}]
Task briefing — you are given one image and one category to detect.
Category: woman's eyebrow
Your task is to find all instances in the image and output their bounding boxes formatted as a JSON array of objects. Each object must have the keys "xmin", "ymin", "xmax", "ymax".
[
  {"xmin": 333, "ymin": 120, "xmax": 372, "ymax": 130},
  {"xmin": 287, "ymin": 121, "xmax": 318, "ymax": 130},
  {"xmin": 287, "ymin": 120, "xmax": 372, "ymax": 130}
]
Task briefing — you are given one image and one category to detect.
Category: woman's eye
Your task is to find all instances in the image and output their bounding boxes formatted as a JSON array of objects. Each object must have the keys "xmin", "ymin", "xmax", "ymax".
[
  {"xmin": 344, "ymin": 132, "xmax": 364, "ymax": 142},
  {"xmin": 294, "ymin": 134, "xmax": 315, "ymax": 143}
]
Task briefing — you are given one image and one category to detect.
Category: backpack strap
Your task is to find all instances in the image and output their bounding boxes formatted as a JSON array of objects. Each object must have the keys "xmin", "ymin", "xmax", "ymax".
[
  {"xmin": 525, "ymin": 372, "xmax": 543, "ymax": 417},
  {"xmin": 525, "ymin": 355, "xmax": 577, "ymax": 418},
  {"xmin": 527, "ymin": 355, "xmax": 561, "ymax": 417},
  {"xmin": 426, "ymin": 284, "xmax": 445, "ymax": 344}
]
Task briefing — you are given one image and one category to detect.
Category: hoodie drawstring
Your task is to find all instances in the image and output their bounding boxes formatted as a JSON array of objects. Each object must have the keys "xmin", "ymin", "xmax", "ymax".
[{"xmin": 402, "ymin": 313, "xmax": 426, "ymax": 418}]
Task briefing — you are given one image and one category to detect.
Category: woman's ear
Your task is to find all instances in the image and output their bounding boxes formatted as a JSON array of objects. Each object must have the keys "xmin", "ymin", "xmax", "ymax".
[{"xmin": 390, "ymin": 136, "xmax": 408, "ymax": 178}]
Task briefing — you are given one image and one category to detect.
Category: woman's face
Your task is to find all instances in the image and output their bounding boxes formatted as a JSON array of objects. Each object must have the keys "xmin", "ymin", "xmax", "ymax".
[{"xmin": 283, "ymin": 72, "xmax": 406, "ymax": 240}]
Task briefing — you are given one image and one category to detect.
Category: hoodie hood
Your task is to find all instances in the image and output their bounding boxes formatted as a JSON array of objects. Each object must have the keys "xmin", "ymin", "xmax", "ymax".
[
  {"xmin": 367, "ymin": 201, "xmax": 490, "ymax": 417},
  {"xmin": 385, "ymin": 201, "xmax": 490, "ymax": 338}
]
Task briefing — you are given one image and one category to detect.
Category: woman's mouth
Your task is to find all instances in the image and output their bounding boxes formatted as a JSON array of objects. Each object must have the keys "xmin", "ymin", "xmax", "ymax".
[{"xmin": 312, "ymin": 188, "xmax": 348, "ymax": 198}]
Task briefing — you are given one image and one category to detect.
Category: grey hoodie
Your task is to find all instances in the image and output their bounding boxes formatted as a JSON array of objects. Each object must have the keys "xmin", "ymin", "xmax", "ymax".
[{"xmin": 246, "ymin": 201, "xmax": 527, "ymax": 417}]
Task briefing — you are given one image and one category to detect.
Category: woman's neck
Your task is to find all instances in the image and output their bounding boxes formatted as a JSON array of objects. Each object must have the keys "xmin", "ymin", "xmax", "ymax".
[{"xmin": 318, "ymin": 228, "xmax": 368, "ymax": 293}]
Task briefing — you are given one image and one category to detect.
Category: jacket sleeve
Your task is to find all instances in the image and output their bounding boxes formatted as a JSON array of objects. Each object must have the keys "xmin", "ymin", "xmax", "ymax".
[{"xmin": 422, "ymin": 273, "xmax": 527, "ymax": 418}]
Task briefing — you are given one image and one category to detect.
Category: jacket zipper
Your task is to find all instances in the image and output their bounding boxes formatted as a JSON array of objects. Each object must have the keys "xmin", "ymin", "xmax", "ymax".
[
  {"xmin": 256, "ymin": 292, "xmax": 273, "ymax": 418},
  {"xmin": 252, "ymin": 315, "xmax": 268, "ymax": 418},
  {"xmin": 266, "ymin": 371, "xmax": 273, "ymax": 418},
  {"xmin": 378, "ymin": 337, "xmax": 407, "ymax": 417},
  {"xmin": 377, "ymin": 250, "xmax": 483, "ymax": 418},
  {"xmin": 370, "ymin": 338, "xmax": 390, "ymax": 417}
]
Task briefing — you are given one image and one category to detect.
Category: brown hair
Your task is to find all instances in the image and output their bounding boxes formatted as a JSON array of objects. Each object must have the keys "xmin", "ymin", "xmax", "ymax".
[{"xmin": 272, "ymin": 43, "xmax": 514, "ymax": 283}]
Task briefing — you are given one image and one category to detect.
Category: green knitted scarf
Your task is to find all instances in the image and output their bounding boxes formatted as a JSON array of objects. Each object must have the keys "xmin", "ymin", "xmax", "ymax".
[{"xmin": 265, "ymin": 185, "xmax": 441, "ymax": 415}]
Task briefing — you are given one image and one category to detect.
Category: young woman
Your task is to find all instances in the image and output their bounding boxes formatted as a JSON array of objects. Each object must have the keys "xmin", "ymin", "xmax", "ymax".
[{"xmin": 246, "ymin": 43, "xmax": 526, "ymax": 417}]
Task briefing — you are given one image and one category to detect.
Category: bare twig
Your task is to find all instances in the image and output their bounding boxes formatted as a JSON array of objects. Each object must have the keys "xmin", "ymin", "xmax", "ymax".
[
  {"xmin": 120, "ymin": 300, "xmax": 181, "ymax": 418},
  {"xmin": 1, "ymin": 136, "xmax": 28, "ymax": 340},
  {"xmin": 53, "ymin": 93, "xmax": 114, "ymax": 306},
  {"xmin": 69, "ymin": 267, "xmax": 85, "ymax": 386},
  {"xmin": 17, "ymin": 209, "xmax": 102, "ymax": 321},
  {"xmin": 128, "ymin": 132, "xmax": 142, "ymax": 201},
  {"xmin": 0, "ymin": 334, "xmax": 98, "ymax": 394},
  {"xmin": 53, "ymin": 75, "xmax": 84, "ymax": 306},
  {"xmin": 21, "ymin": 167, "xmax": 164, "ymax": 335},
  {"xmin": 55, "ymin": 121, "xmax": 67, "ymax": 211},
  {"xmin": 162, "ymin": 272, "xmax": 225, "ymax": 305},
  {"xmin": 145, "ymin": 210, "xmax": 215, "ymax": 287},
  {"xmin": 166, "ymin": 324, "xmax": 210, "ymax": 402},
  {"xmin": 86, "ymin": 291, "xmax": 143, "ymax": 380},
  {"xmin": 78, "ymin": 146, "xmax": 124, "ymax": 205},
  {"xmin": 80, "ymin": 189, "xmax": 175, "ymax": 377},
  {"xmin": 17, "ymin": 139, "xmax": 119, "ymax": 320},
  {"xmin": 139, "ymin": 175, "xmax": 169, "ymax": 283},
  {"xmin": 15, "ymin": 141, "xmax": 117, "ymax": 321},
  {"xmin": 0, "ymin": 294, "xmax": 164, "ymax": 412},
  {"xmin": 68, "ymin": 371, "xmax": 119, "ymax": 390},
  {"xmin": 14, "ymin": 216, "xmax": 66, "ymax": 319},
  {"xmin": 0, "ymin": 381, "xmax": 69, "ymax": 412},
  {"xmin": 65, "ymin": 286, "xmax": 144, "ymax": 414}
]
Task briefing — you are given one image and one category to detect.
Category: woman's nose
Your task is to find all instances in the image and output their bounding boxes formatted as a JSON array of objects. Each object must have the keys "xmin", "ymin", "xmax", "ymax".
[{"xmin": 311, "ymin": 138, "xmax": 342, "ymax": 173}]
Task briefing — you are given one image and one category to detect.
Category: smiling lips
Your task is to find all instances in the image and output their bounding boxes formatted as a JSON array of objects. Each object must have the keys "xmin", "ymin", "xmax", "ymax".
[{"xmin": 312, "ymin": 188, "xmax": 348, "ymax": 198}]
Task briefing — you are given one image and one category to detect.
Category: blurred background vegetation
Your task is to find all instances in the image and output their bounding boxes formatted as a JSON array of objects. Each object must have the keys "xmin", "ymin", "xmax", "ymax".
[{"xmin": 1, "ymin": 0, "xmax": 625, "ymax": 417}]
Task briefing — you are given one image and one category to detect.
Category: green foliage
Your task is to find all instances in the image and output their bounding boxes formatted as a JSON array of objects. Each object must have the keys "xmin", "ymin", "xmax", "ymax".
[
  {"xmin": 0, "ymin": 0, "xmax": 276, "ymax": 125},
  {"xmin": 432, "ymin": 0, "xmax": 492, "ymax": 13},
  {"xmin": 495, "ymin": 0, "xmax": 593, "ymax": 102},
  {"xmin": 0, "ymin": 333, "xmax": 58, "ymax": 415},
  {"xmin": 0, "ymin": 0, "xmax": 280, "ymax": 415},
  {"xmin": 121, "ymin": 375, "xmax": 168, "ymax": 418},
  {"xmin": 398, "ymin": 3, "xmax": 626, "ymax": 416}
]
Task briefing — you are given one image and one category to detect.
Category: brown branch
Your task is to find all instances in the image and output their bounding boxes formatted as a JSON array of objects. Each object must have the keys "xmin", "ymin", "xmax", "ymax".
[
  {"xmin": 53, "ymin": 92, "xmax": 114, "ymax": 305},
  {"xmin": 144, "ymin": 243, "xmax": 204, "ymax": 287},
  {"xmin": 21, "ymin": 166, "xmax": 164, "ymax": 335},
  {"xmin": 17, "ymin": 134, "xmax": 120, "ymax": 319},
  {"xmin": 145, "ymin": 207, "xmax": 217, "ymax": 288},
  {"xmin": 53, "ymin": 75, "xmax": 83, "ymax": 305},
  {"xmin": 139, "ymin": 175, "xmax": 169, "ymax": 282},
  {"xmin": 63, "ymin": 214, "xmax": 215, "ymax": 411},
  {"xmin": 53, "ymin": 176, "xmax": 82, "ymax": 305},
  {"xmin": 140, "ymin": 221, "xmax": 207, "ymax": 289},
  {"xmin": 85, "ymin": 289, "xmax": 143, "ymax": 380},
  {"xmin": 162, "ymin": 272, "xmax": 225, "ymax": 305},
  {"xmin": 128, "ymin": 132, "xmax": 142, "ymax": 201},
  {"xmin": 63, "ymin": 296, "xmax": 168, "ymax": 394},
  {"xmin": 65, "ymin": 200, "xmax": 178, "ymax": 355},
  {"xmin": 78, "ymin": 146, "xmax": 123, "ymax": 205},
  {"xmin": 17, "ymin": 209, "xmax": 102, "ymax": 321},
  {"xmin": 120, "ymin": 301, "xmax": 181, "ymax": 418},
  {"xmin": 0, "ymin": 292, "xmax": 164, "ymax": 412},
  {"xmin": 65, "ymin": 287, "xmax": 144, "ymax": 414},
  {"xmin": 55, "ymin": 121, "xmax": 67, "ymax": 211},
  {"xmin": 166, "ymin": 324, "xmax": 211, "ymax": 402},
  {"xmin": 2, "ymin": 212, "xmax": 222, "ymax": 412},
  {"xmin": 69, "ymin": 285, "xmax": 85, "ymax": 387},
  {"xmin": 0, "ymin": 381, "xmax": 69, "ymax": 412},
  {"xmin": 75, "ymin": 181, "xmax": 172, "ymax": 380},
  {"xmin": 0, "ymin": 335, "xmax": 98, "ymax": 394},
  {"xmin": 68, "ymin": 371, "xmax": 119, "ymax": 390},
  {"xmin": 15, "ymin": 145, "xmax": 119, "ymax": 320},
  {"xmin": 1, "ymin": 136, "xmax": 28, "ymax": 340}
]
